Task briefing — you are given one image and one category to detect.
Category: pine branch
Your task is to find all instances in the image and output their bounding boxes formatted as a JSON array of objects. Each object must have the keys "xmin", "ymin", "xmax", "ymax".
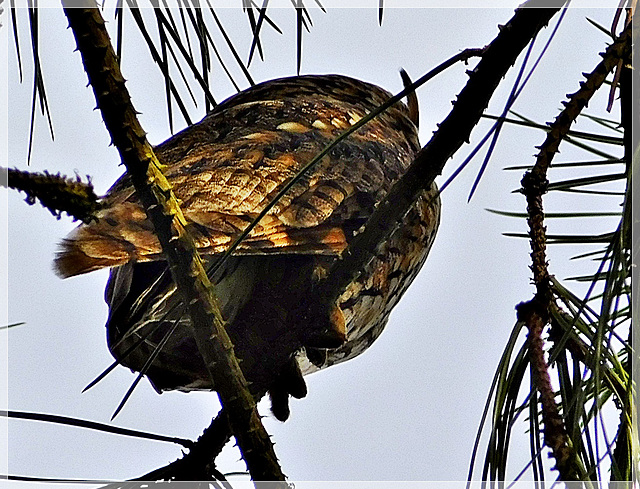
[
  {"xmin": 132, "ymin": 410, "xmax": 232, "ymax": 482},
  {"xmin": 517, "ymin": 19, "xmax": 631, "ymax": 481},
  {"xmin": 3, "ymin": 167, "xmax": 102, "ymax": 222},
  {"xmin": 610, "ymin": 12, "xmax": 633, "ymax": 481},
  {"xmin": 62, "ymin": 2, "xmax": 285, "ymax": 482},
  {"xmin": 308, "ymin": 2, "xmax": 568, "ymax": 329}
]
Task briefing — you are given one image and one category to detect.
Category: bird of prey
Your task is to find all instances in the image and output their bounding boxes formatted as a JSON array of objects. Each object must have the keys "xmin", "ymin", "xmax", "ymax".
[{"xmin": 55, "ymin": 74, "xmax": 441, "ymax": 421}]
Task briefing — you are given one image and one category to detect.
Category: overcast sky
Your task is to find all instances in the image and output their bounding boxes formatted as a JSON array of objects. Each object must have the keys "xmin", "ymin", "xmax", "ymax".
[{"xmin": 2, "ymin": 3, "xmax": 625, "ymax": 486}]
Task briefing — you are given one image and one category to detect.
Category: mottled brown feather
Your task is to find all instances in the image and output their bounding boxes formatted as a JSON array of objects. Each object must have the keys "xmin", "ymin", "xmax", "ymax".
[
  {"xmin": 55, "ymin": 74, "xmax": 419, "ymax": 278},
  {"xmin": 55, "ymin": 75, "xmax": 441, "ymax": 420}
]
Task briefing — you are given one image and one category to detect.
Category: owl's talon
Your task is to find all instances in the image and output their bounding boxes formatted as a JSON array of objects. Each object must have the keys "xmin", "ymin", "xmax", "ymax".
[
  {"xmin": 268, "ymin": 358, "xmax": 308, "ymax": 421},
  {"xmin": 268, "ymin": 387, "xmax": 290, "ymax": 422},
  {"xmin": 281, "ymin": 357, "xmax": 307, "ymax": 399}
]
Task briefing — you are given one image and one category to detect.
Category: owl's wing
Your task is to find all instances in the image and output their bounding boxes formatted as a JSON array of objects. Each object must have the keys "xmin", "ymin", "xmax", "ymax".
[{"xmin": 55, "ymin": 75, "xmax": 419, "ymax": 278}]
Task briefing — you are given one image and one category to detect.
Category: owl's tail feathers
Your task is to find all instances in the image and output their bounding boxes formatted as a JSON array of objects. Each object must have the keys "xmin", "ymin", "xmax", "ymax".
[
  {"xmin": 54, "ymin": 235, "xmax": 134, "ymax": 278},
  {"xmin": 54, "ymin": 203, "xmax": 162, "ymax": 278}
]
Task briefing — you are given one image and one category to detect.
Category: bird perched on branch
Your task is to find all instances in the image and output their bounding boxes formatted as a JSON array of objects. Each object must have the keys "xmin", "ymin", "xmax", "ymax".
[{"xmin": 55, "ymin": 74, "xmax": 441, "ymax": 421}]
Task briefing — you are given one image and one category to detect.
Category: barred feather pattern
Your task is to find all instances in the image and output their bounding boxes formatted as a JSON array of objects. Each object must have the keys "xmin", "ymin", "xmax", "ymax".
[{"xmin": 55, "ymin": 74, "xmax": 440, "ymax": 410}]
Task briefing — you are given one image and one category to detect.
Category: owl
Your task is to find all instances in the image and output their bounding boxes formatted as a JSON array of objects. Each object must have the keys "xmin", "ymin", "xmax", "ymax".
[{"xmin": 55, "ymin": 74, "xmax": 441, "ymax": 421}]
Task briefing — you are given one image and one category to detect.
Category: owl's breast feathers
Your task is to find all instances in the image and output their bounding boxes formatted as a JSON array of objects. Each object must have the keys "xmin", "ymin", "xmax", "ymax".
[{"xmin": 55, "ymin": 74, "xmax": 440, "ymax": 411}]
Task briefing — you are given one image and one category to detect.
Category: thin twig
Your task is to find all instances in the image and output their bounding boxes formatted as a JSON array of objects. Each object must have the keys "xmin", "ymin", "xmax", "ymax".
[
  {"xmin": 207, "ymin": 46, "xmax": 484, "ymax": 282},
  {"xmin": 1, "ymin": 410, "xmax": 193, "ymax": 449}
]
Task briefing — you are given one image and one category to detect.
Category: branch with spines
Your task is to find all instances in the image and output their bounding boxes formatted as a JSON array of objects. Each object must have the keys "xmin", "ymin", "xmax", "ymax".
[
  {"xmin": 3, "ymin": 167, "xmax": 102, "ymax": 223},
  {"xmin": 62, "ymin": 2, "xmax": 285, "ymax": 483},
  {"xmin": 308, "ymin": 3, "xmax": 567, "ymax": 332},
  {"xmin": 516, "ymin": 19, "xmax": 631, "ymax": 482},
  {"xmin": 120, "ymin": 2, "xmax": 570, "ymax": 480}
]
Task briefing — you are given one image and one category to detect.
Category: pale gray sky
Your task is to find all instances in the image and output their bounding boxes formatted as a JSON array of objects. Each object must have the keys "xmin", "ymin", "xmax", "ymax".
[{"xmin": 3, "ymin": 4, "xmax": 624, "ymax": 485}]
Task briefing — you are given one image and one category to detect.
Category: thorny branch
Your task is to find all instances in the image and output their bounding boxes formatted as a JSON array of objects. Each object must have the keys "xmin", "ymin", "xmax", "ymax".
[
  {"xmin": 96, "ymin": 411, "xmax": 232, "ymax": 487},
  {"xmin": 62, "ymin": 1, "xmax": 285, "ymax": 482},
  {"xmin": 3, "ymin": 166, "xmax": 102, "ymax": 222},
  {"xmin": 11, "ymin": 0, "xmax": 606, "ymax": 482},
  {"xmin": 133, "ymin": 410, "xmax": 232, "ymax": 482},
  {"xmin": 127, "ymin": 3, "xmax": 573, "ymax": 482},
  {"xmin": 309, "ymin": 3, "xmax": 567, "ymax": 328},
  {"xmin": 516, "ymin": 20, "xmax": 631, "ymax": 481}
]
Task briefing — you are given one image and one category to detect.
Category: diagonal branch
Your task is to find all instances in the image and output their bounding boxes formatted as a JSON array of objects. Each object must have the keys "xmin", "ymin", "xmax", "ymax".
[
  {"xmin": 516, "ymin": 19, "xmax": 631, "ymax": 481},
  {"xmin": 132, "ymin": 409, "xmax": 232, "ymax": 482},
  {"xmin": 62, "ymin": 1, "xmax": 284, "ymax": 482},
  {"xmin": 309, "ymin": 2, "xmax": 568, "ymax": 325},
  {"xmin": 522, "ymin": 21, "xmax": 631, "ymax": 301}
]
